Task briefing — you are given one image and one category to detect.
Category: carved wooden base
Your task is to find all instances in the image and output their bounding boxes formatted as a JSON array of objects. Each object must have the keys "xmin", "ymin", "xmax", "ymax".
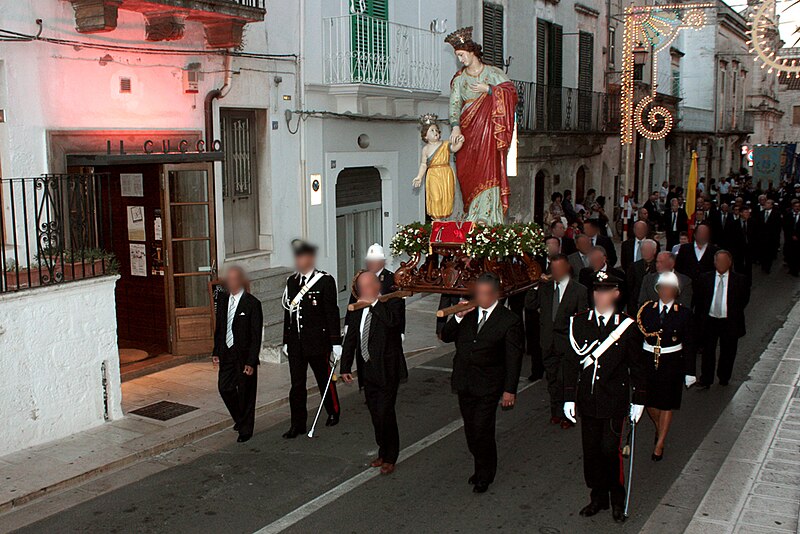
[{"xmin": 394, "ymin": 244, "xmax": 542, "ymax": 297}]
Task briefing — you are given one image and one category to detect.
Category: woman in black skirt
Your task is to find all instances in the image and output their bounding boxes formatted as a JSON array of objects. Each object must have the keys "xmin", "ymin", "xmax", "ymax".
[{"xmin": 637, "ymin": 272, "xmax": 697, "ymax": 461}]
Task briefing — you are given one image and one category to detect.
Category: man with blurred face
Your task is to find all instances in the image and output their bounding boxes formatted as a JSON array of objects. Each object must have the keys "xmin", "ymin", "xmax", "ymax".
[
  {"xmin": 695, "ymin": 251, "xmax": 750, "ymax": 387},
  {"xmin": 564, "ymin": 271, "xmax": 646, "ymax": 523},
  {"xmin": 340, "ymin": 272, "xmax": 407, "ymax": 475},
  {"xmin": 625, "ymin": 238, "xmax": 658, "ymax": 313},
  {"xmin": 441, "ymin": 273, "xmax": 524, "ymax": 493},
  {"xmin": 578, "ymin": 247, "xmax": 626, "ymax": 310},
  {"xmin": 639, "ymin": 251, "xmax": 693, "ymax": 308},
  {"xmin": 212, "ymin": 266, "xmax": 263, "ymax": 443},
  {"xmin": 568, "ymin": 234, "xmax": 593, "ymax": 279},
  {"xmin": 675, "ymin": 223, "xmax": 718, "ymax": 283},
  {"xmin": 621, "ymin": 220, "xmax": 658, "ymax": 272},
  {"xmin": 525, "ymin": 255, "xmax": 588, "ymax": 428}
]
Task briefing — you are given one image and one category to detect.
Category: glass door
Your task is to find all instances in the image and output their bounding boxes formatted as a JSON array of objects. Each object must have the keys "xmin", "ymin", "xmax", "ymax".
[{"xmin": 163, "ymin": 163, "xmax": 217, "ymax": 356}]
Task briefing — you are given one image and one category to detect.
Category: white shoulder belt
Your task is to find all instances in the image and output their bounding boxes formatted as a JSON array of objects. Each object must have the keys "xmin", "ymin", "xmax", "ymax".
[{"xmin": 570, "ymin": 315, "xmax": 635, "ymax": 392}]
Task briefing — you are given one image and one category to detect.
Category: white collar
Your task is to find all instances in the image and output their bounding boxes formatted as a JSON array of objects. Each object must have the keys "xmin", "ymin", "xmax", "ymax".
[
  {"xmin": 479, "ymin": 301, "xmax": 499, "ymax": 318},
  {"xmin": 300, "ymin": 270, "xmax": 315, "ymax": 280},
  {"xmin": 695, "ymin": 243, "xmax": 707, "ymax": 251},
  {"xmin": 599, "ymin": 264, "xmax": 608, "ymax": 272},
  {"xmin": 658, "ymin": 300, "xmax": 674, "ymax": 311},
  {"xmin": 229, "ymin": 289, "xmax": 245, "ymax": 302},
  {"xmin": 594, "ymin": 308, "xmax": 614, "ymax": 325},
  {"xmin": 716, "ymin": 270, "xmax": 729, "ymax": 278},
  {"xmin": 555, "ymin": 277, "xmax": 570, "ymax": 288}
]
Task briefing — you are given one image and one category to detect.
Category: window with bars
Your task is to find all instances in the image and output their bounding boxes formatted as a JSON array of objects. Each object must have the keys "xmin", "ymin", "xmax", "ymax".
[
  {"xmin": 482, "ymin": 2, "xmax": 505, "ymax": 68},
  {"xmin": 351, "ymin": 0, "xmax": 389, "ymax": 84}
]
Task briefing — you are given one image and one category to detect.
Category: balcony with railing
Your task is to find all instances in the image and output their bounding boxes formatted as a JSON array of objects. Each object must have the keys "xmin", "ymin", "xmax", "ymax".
[
  {"xmin": 67, "ymin": 0, "xmax": 265, "ymax": 48},
  {"xmin": 512, "ymin": 80, "xmax": 620, "ymax": 134},
  {"xmin": 1, "ymin": 174, "xmax": 116, "ymax": 294},
  {"xmin": 322, "ymin": 14, "xmax": 441, "ymax": 93}
]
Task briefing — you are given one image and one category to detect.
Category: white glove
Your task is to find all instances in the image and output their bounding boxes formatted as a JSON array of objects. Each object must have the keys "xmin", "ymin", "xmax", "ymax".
[
  {"xmin": 401, "ymin": 333, "xmax": 405, "ymax": 343},
  {"xmin": 630, "ymin": 404, "xmax": 644, "ymax": 423},
  {"xmin": 282, "ymin": 344, "xmax": 288, "ymax": 356},
  {"xmin": 685, "ymin": 375, "xmax": 697, "ymax": 388},
  {"xmin": 332, "ymin": 345, "xmax": 343, "ymax": 361},
  {"xmin": 563, "ymin": 402, "xmax": 577, "ymax": 423}
]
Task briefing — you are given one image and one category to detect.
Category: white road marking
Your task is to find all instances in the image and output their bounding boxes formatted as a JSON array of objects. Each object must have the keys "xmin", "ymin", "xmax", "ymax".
[
  {"xmin": 253, "ymin": 380, "xmax": 539, "ymax": 534},
  {"xmin": 415, "ymin": 364, "xmax": 453, "ymax": 373}
]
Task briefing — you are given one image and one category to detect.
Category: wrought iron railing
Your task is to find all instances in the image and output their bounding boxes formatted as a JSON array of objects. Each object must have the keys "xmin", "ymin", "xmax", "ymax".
[
  {"xmin": 215, "ymin": 0, "xmax": 264, "ymax": 7},
  {"xmin": 513, "ymin": 80, "xmax": 621, "ymax": 133},
  {"xmin": 322, "ymin": 14, "xmax": 441, "ymax": 92},
  {"xmin": 1, "ymin": 173, "xmax": 116, "ymax": 293}
]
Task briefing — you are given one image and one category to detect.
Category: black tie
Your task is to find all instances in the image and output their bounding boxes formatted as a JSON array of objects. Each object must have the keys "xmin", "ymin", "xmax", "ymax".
[
  {"xmin": 598, "ymin": 316, "xmax": 606, "ymax": 330},
  {"xmin": 300, "ymin": 275, "xmax": 306, "ymax": 287},
  {"xmin": 660, "ymin": 305, "xmax": 668, "ymax": 324}
]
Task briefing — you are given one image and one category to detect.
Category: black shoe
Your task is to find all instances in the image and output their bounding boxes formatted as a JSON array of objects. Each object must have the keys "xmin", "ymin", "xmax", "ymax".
[
  {"xmin": 233, "ymin": 423, "xmax": 240, "ymax": 432},
  {"xmin": 282, "ymin": 427, "xmax": 305, "ymax": 439},
  {"xmin": 237, "ymin": 434, "xmax": 252, "ymax": 443},
  {"xmin": 325, "ymin": 414, "xmax": 340, "ymax": 427},
  {"xmin": 612, "ymin": 505, "xmax": 626, "ymax": 523},
  {"xmin": 651, "ymin": 452, "xmax": 663, "ymax": 462},
  {"xmin": 579, "ymin": 501, "xmax": 609, "ymax": 517},
  {"xmin": 472, "ymin": 482, "xmax": 489, "ymax": 494},
  {"xmin": 697, "ymin": 382, "xmax": 712, "ymax": 390},
  {"xmin": 719, "ymin": 380, "xmax": 729, "ymax": 386}
]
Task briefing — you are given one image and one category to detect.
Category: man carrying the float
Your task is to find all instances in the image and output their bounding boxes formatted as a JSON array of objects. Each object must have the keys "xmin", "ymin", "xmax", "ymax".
[
  {"xmin": 281, "ymin": 240, "xmax": 342, "ymax": 439},
  {"xmin": 563, "ymin": 271, "xmax": 647, "ymax": 523}
]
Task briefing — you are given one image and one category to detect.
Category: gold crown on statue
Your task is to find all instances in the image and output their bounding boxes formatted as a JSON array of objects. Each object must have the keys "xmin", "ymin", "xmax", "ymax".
[
  {"xmin": 420, "ymin": 113, "xmax": 438, "ymax": 126},
  {"xmin": 444, "ymin": 26, "xmax": 473, "ymax": 48}
]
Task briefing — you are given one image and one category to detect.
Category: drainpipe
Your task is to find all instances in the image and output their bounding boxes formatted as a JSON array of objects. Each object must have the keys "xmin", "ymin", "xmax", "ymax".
[{"xmin": 204, "ymin": 53, "xmax": 233, "ymax": 146}]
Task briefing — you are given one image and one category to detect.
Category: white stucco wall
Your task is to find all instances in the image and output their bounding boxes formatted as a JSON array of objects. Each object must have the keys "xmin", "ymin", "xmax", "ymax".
[{"xmin": 0, "ymin": 276, "xmax": 123, "ymax": 457}]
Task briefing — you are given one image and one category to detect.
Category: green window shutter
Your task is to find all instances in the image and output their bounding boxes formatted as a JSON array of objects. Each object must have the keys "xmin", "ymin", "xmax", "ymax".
[
  {"xmin": 578, "ymin": 32, "xmax": 594, "ymax": 129},
  {"xmin": 535, "ymin": 19, "xmax": 546, "ymax": 129},
  {"xmin": 351, "ymin": 0, "xmax": 389, "ymax": 84},
  {"xmin": 482, "ymin": 2, "xmax": 504, "ymax": 68},
  {"xmin": 548, "ymin": 23, "xmax": 563, "ymax": 130}
]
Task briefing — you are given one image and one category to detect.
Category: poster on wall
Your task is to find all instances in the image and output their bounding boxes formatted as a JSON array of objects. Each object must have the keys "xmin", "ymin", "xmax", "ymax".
[
  {"xmin": 127, "ymin": 206, "xmax": 146, "ymax": 241},
  {"xmin": 753, "ymin": 145, "xmax": 782, "ymax": 187},
  {"xmin": 154, "ymin": 208, "xmax": 163, "ymax": 241},
  {"xmin": 129, "ymin": 243, "xmax": 147, "ymax": 277},
  {"xmin": 120, "ymin": 173, "xmax": 144, "ymax": 197}
]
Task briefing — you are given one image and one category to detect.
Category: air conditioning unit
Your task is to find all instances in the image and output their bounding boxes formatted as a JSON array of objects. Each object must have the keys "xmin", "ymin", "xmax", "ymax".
[{"xmin": 183, "ymin": 69, "xmax": 200, "ymax": 94}]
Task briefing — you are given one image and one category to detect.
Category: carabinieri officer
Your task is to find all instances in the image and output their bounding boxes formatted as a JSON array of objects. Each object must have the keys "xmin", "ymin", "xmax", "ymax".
[
  {"xmin": 637, "ymin": 271, "xmax": 697, "ymax": 462},
  {"xmin": 281, "ymin": 240, "xmax": 342, "ymax": 439},
  {"xmin": 563, "ymin": 270, "xmax": 647, "ymax": 523}
]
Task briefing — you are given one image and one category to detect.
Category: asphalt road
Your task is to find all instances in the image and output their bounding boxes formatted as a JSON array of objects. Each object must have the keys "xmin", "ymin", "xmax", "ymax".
[{"xmin": 9, "ymin": 269, "xmax": 800, "ymax": 534}]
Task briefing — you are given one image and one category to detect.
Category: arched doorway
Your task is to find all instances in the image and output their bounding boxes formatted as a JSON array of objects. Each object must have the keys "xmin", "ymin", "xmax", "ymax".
[
  {"xmin": 575, "ymin": 166, "xmax": 587, "ymax": 204},
  {"xmin": 335, "ymin": 166, "xmax": 383, "ymax": 309},
  {"xmin": 534, "ymin": 170, "xmax": 546, "ymax": 224}
]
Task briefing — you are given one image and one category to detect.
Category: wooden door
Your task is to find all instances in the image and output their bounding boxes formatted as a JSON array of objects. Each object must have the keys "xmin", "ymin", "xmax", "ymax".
[{"xmin": 163, "ymin": 163, "xmax": 217, "ymax": 355}]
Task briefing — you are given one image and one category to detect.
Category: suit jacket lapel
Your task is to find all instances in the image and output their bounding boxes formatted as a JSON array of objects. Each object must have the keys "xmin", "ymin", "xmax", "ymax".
[{"xmin": 475, "ymin": 307, "xmax": 501, "ymax": 339}]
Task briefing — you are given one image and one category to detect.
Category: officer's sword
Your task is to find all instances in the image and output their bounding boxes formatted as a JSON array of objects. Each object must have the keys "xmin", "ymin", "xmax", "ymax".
[
  {"xmin": 308, "ymin": 358, "xmax": 337, "ymax": 438},
  {"xmin": 624, "ymin": 418, "xmax": 636, "ymax": 517}
]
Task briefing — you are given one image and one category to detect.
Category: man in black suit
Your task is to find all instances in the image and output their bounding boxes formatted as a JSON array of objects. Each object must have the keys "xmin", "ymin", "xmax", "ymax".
[
  {"xmin": 621, "ymin": 220, "xmax": 660, "ymax": 273},
  {"xmin": 710, "ymin": 202, "xmax": 732, "ymax": 248},
  {"xmin": 638, "ymin": 251, "xmax": 693, "ymax": 308},
  {"xmin": 642, "ymin": 191, "xmax": 661, "ymax": 229},
  {"xmin": 583, "ymin": 219, "xmax": 617, "ymax": 267},
  {"xmin": 579, "ymin": 246, "xmax": 626, "ymax": 310},
  {"xmin": 550, "ymin": 220, "xmax": 576, "ymax": 256},
  {"xmin": 625, "ymin": 238, "xmax": 658, "ymax": 313},
  {"xmin": 695, "ymin": 251, "xmax": 750, "ymax": 387},
  {"xmin": 563, "ymin": 271, "xmax": 647, "ymax": 523},
  {"xmin": 663, "ymin": 198, "xmax": 689, "ymax": 251},
  {"xmin": 784, "ymin": 199, "xmax": 800, "ymax": 277},
  {"xmin": 345, "ymin": 243, "xmax": 405, "ymax": 348},
  {"xmin": 281, "ymin": 240, "xmax": 343, "ymax": 438},
  {"xmin": 675, "ymin": 223, "xmax": 718, "ymax": 284},
  {"xmin": 757, "ymin": 198, "xmax": 782, "ymax": 273},
  {"xmin": 441, "ymin": 273, "xmax": 524, "ymax": 494},
  {"xmin": 728, "ymin": 206, "xmax": 756, "ymax": 285},
  {"xmin": 212, "ymin": 266, "xmax": 264, "ymax": 443},
  {"xmin": 341, "ymin": 272, "xmax": 408, "ymax": 475},
  {"xmin": 525, "ymin": 255, "xmax": 588, "ymax": 428}
]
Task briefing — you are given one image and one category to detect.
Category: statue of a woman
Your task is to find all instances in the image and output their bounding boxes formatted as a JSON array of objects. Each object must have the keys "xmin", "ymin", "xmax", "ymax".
[
  {"xmin": 412, "ymin": 114, "xmax": 463, "ymax": 220},
  {"xmin": 445, "ymin": 27, "xmax": 518, "ymax": 225}
]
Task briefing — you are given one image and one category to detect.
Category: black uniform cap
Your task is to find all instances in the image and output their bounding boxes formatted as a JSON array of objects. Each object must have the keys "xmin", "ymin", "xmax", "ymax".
[
  {"xmin": 291, "ymin": 239, "xmax": 318, "ymax": 257},
  {"xmin": 592, "ymin": 270, "xmax": 622, "ymax": 291}
]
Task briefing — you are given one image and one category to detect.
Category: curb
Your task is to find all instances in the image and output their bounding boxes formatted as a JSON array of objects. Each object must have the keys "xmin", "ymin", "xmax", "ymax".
[{"xmin": 0, "ymin": 345, "xmax": 450, "ymax": 515}]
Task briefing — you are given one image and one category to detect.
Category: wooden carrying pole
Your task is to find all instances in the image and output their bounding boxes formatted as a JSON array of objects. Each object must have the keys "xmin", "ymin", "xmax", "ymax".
[
  {"xmin": 347, "ymin": 290, "xmax": 414, "ymax": 312},
  {"xmin": 436, "ymin": 300, "xmax": 476, "ymax": 318}
]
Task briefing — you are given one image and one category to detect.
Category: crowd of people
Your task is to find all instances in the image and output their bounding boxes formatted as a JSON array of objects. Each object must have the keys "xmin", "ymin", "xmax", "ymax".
[{"xmin": 207, "ymin": 175, "xmax": 800, "ymax": 525}]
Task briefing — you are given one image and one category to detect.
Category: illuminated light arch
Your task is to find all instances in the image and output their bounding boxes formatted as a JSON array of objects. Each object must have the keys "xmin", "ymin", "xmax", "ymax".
[
  {"xmin": 621, "ymin": 3, "xmax": 715, "ymax": 145},
  {"xmin": 749, "ymin": 0, "xmax": 800, "ymax": 77}
]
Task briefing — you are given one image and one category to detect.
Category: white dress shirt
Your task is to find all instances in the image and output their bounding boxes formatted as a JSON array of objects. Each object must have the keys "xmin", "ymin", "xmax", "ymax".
[
  {"xmin": 454, "ymin": 300, "xmax": 499, "ymax": 324},
  {"xmin": 709, "ymin": 271, "xmax": 729, "ymax": 319},
  {"xmin": 694, "ymin": 243, "xmax": 707, "ymax": 261},
  {"xmin": 554, "ymin": 278, "xmax": 570, "ymax": 303},
  {"xmin": 595, "ymin": 308, "xmax": 614, "ymax": 327},
  {"xmin": 658, "ymin": 300, "xmax": 674, "ymax": 314},
  {"xmin": 634, "ymin": 239, "xmax": 642, "ymax": 261},
  {"xmin": 359, "ymin": 299, "xmax": 380, "ymax": 336},
  {"xmin": 226, "ymin": 289, "xmax": 244, "ymax": 346}
]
